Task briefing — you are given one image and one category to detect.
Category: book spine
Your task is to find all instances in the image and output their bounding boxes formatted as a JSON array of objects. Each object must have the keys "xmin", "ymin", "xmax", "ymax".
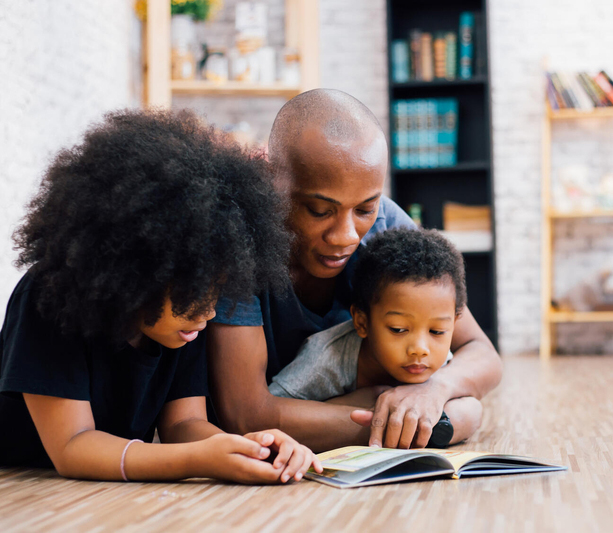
[
  {"xmin": 576, "ymin": 73, "xmax": 601, "ymax": 107},
  {"xmin": 595, "ymin": 71, "xmax": 613, "ymax": 105},
  {"xmin": 420, "ymin": 32, "xmax": 434, "ymax": 82},
  {"xmin": 584, "ymin": 73, "xmax": 612, "ymax": 106},
  {"xmin": 545, "ymin": 73, "xmax": 563, "ymax": 110},
  {"xmin": 550, "ymin": 72, "xmax": 573, "ymax": 108},
  {"xmin": 409, "ymin": 30, "xmax": 422, "ymax": 81},
  {"xmin": 426, "ymin": 99, "xmax": 438, "ymax": 168},
  {"xmin": 416, "ymin": 100, "xmax": 429, "ymax": 168},
  {"xmin": 444, "ymin": 32, "xmax": 457, "ymax": 80},
  {"xmin": 407, "ymin": 100, "xmax": 418, "ymax": 168},
  {"xmin": 391, "ymin": 40, "xmax": 410, "ymax": 83},
  {"xmin": 433, "ymin": 32, "xmax": 446, "ymax": 79},
  {"xmin": 565, "ymin": 72, "xmax": 593, "ymax": 110},
  {"xmin": 458, "ymin": 12, "xmax": 474, "ymax": 79},
  {"xmin": 473, "ymin": 11, "xmax": 486, "ymax": 76}
]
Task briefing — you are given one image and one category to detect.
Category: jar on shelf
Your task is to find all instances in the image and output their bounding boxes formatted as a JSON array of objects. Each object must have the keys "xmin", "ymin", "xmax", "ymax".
[
  {"xmin": 281, "ymin": 48, "xmax": 301, "ymax": 86},
  {"xmin": 171, "ymin": 14, "xmax": 196, "ymax": 80}
]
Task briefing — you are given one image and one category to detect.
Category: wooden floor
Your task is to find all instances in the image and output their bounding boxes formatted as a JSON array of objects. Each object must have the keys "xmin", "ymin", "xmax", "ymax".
[{"xmin": 2, "ymin": 354, "xmax": 613, "ymax": 533}]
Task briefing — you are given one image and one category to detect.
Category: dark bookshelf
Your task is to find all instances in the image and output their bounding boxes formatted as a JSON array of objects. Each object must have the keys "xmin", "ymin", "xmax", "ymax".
[{"xmin": 386, "ymin": 0, "xmax": 498, "ymax": 348}]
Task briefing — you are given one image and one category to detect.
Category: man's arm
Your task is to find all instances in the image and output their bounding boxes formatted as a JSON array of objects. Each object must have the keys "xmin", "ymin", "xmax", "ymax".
[
  {"xmin": 207, "ymin": 322, "xmax": 370, "ymax": 452},
  {"xmin": 353, "ymin": 306, "xmax": 502, "ymax": 448}
]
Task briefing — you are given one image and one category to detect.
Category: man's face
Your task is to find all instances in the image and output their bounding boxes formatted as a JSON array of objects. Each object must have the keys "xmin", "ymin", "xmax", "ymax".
[{"xmin": 281, "ymin": 126, "xmax": 388, "ymax": 279}]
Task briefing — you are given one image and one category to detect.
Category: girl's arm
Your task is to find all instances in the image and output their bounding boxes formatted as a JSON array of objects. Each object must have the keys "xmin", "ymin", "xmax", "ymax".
[{"xmin": 23, "ymin": 393, "xmax": 321, "ymax": 483}]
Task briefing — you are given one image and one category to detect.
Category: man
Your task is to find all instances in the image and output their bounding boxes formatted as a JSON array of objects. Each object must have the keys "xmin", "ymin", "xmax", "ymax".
[{"xmin": 208, "ymin": 89, "xmax": 502, "ymax": 451}]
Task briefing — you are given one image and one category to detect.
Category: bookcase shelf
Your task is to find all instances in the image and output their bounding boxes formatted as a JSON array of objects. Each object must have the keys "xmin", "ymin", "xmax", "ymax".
[
  {"xmin": 392, "ymin": 76, "xmax": 488, "ymax": 89},
  {"xmin": 394, "ymin": 160, "xmax": 490, "ymax": 174},
  {"xmin": 170, "ymin": 80, "xmax": 302, "ymax": 98},
  {"xmin": 386, "ymin": 0, "xmax": 497, "ymax": 348},
  {"xmin": 540, "ymin": 102, "xmax": 613, "ymax": 359}
]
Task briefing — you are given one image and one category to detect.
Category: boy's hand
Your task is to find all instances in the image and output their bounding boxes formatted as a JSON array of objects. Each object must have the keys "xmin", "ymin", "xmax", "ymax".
[
  {"xmin": 350, "ymin": 377, "xmax": 450, "ymax": 449},
  {"xmin": 244, "ymin": 429, "xmax": 323, "ymax": 482}
]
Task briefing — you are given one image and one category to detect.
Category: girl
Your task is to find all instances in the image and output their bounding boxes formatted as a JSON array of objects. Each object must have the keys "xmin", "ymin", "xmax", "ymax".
[{"xmin": 0, "ymin": 109, "xmax": 321, "ymax": 483}]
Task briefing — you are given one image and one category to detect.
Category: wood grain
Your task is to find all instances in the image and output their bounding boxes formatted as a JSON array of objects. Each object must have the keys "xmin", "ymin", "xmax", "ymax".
[{"xmin": 2, "ymin": 355, "xmax": 613, "ymax": 532}]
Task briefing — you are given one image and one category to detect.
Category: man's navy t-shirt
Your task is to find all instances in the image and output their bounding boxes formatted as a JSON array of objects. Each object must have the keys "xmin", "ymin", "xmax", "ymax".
[
  {"xmin": 0, "ymin": 273, "xmax": 209, "ymax": 468},
  {"xmin": 212, "ymin": 195, "xmax": 416, "ymax": 383}
]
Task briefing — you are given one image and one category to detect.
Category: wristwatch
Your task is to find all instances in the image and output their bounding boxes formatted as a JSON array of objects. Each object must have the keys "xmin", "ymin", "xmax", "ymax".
[{"xmin": 427, "ymin": 411, "xmax": 454, "ymax": 448}]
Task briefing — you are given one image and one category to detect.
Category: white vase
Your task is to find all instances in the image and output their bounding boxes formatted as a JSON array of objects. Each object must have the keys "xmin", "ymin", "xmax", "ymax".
[{"xmin": 171, "ymin": 14, "xmax": 196, "ymax": 51}]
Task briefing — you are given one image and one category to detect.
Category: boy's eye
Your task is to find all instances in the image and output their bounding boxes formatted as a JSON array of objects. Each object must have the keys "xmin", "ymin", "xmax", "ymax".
[
  {"xmin": 389, "ymin": 327, "xmax": 407, "ymax": 334},
  {"xmin": 430, "ymin": 330, "xmax": 446, "ymax": 336}
]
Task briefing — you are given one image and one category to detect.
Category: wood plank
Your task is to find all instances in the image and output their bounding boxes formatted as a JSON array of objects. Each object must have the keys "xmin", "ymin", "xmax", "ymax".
[
  {"xmin": 549, "ymin": 209, "xmax": 613, "ymax": 219},
  {"xmin": 547, "ymin": 106, "xmax": 613, "ymax": 120},
  {"xmin": 3, "ymin": 355, "xmax": 613, "ymax": 532},
  {"xmin": 146, "ymin": 0, "xmax": 171, "ymax": 107},
  {"xmin": 170, "ymin": 80, "xmax": 301, "ymax": 98},
  {"xmin": 549, "ymin": 310, "xmax": 613, "ymax": 323},
  {"xmin": 540, "ymin": 112, "xmax": 553, "ymax": 359}
]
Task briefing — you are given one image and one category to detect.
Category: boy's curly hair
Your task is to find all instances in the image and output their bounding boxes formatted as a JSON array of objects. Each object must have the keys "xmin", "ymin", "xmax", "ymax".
[
  {"xmin": 13, "ymin": 108, "xmax": 290, "ymax": 343},
  {"xmin": 353, "ymin": 228, "xmax": 466, "ymax": 315}
]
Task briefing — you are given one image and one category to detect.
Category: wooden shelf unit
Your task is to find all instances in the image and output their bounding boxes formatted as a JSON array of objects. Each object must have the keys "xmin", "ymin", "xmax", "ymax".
[
  {"xmin": 540, "ymin": 103, "xmax": 613, "ymax": 359},
  {"xmin": 144, "ymin": 0, "xmax": 319, "ymax": 106},
  {"xmin": 386, "ymin": 0, "xmax": 498, "ymax": 349}
]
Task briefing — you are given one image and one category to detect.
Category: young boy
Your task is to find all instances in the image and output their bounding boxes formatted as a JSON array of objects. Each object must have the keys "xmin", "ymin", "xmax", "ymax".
[{"xmin": 269, "ymin": 228, "xmax": 483, "ymax": 448}]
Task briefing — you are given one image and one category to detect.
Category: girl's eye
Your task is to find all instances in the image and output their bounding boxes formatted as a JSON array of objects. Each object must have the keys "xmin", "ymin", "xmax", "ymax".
[
  {"xmin": 430, "ymin": 330, "xmax": 446, "ymax": 336},
  {"xmin": 389, "ymin": 327, "xmax": 407, "ymax": 334}
]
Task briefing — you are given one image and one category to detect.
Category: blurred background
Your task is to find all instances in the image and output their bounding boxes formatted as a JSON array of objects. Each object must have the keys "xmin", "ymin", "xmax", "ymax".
[{"xmin": 1, "ymin": 0, "xmax": 613, "ymax": 357}]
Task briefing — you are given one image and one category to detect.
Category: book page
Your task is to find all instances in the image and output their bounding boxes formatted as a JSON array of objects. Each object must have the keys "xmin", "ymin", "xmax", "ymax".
[{"xmin": 317, "ymin": 446, "xmax": 413, "ymax": 472}]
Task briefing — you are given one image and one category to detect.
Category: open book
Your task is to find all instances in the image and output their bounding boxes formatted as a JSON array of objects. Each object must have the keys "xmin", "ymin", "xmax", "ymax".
[{"xmin": 305, "ymin": 446, "xmax": 566, "ymax": 488}]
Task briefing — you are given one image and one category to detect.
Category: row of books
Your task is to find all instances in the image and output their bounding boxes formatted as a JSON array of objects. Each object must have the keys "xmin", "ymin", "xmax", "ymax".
[
  {"xmin": 392, "ymin": 98, "xmax": 458, "ymax": 169},
  {"xmin": 546, "ymin": 71, "xmax": 613, "ymax": 111},
  {"xmin": 391, "ymin": 12, "xmax": 485, "ymax": 83}
]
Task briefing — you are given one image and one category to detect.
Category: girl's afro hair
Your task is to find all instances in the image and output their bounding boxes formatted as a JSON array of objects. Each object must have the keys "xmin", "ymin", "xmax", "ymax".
[{"xmin": 13, "ymin": 108, "xmax": 291, "ymax": 344}]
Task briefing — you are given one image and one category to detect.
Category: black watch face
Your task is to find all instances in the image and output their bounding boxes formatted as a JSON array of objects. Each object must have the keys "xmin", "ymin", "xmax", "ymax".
[{"xmin": 428, "ymin": 419, "xmax": 454, "ymax": 448}]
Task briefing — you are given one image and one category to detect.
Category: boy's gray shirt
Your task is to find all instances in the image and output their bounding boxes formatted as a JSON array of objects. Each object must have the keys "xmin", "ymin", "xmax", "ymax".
[
  {"xmin": 268, "ymin": 320, "xmax": 453, "ymax": 400},
  {"xmin": 268, "ymin": 320, "xmax": 361, "ymax": 400}
]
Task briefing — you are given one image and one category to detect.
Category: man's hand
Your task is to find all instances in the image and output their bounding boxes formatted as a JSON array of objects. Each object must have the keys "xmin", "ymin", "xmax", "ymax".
[{"xmin": 350, "ymin": 377, "xmax": 450, "ymax": 449}]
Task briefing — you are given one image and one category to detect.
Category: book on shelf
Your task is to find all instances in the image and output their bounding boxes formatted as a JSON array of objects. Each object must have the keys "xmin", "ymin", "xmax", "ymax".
[
  {"xmin": 305, "ymin": 446, "xmax": 566, "ymax": 489},
  {"xmin": 392, "ymin": 11, "xmax": 484, "ymax": 83},
  {"xmin": 433, "ymin": 32, "xmax": 446, "ymax": 79},
  {"xmin": 440, "ymin": 230, "xmax": 492, "ymax": 253},
  {"xmin": 392, "ymin": 98, "xmax": 458, "ymax": 169},
  {"xmin": 443, "ymin": 202, "xmax": 491, "ymax": 232},
  {"xmin": 391, "ymin": 40, "xmax": 410, "ymax": 83},
  {"xmin": 458, "ymin": 11, "xmax": 474, "ymax": 79},
  {"xmin": 546, "ymin": 71, "xmax": 613, "ymax": 110}
]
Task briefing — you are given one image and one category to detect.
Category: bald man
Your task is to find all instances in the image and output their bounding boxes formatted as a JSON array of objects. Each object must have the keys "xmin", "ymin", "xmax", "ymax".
[{"xmin": 208, "ymin": 89, "xmax": 502, "ymax": 452}]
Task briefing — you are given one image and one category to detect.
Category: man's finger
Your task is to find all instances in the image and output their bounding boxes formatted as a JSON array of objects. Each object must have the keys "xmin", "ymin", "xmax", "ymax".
[
  {"xmin": 383, "ymin": 406, "xmax": 407, "ymax": 448},
  {"xmin": 412, "ymin": 418, "xmax": 434, "ymax": 448},
  {"xmin": 369, "ymin": 399, "xmax": 390, "ymax": 447},
  {"xmin": 350, "ymin": 409, "xmax": 373, "ymax": 427}
]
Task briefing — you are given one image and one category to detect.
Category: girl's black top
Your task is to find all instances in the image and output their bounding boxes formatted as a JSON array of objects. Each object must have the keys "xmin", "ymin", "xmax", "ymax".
[{"xmin": 0, "ymin": 274, "xmax": 209, "ymax": 467}]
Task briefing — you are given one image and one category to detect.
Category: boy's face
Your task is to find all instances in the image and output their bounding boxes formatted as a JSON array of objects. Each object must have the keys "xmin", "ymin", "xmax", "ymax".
[
  {"xmin": 139, "ymin": 298, "xmax": 217, "ymax": 349},
  {"xmin": 280, "ymin": 126, "xmax": 387, "ymax": 280},
  {"xmin": 353, "ymin": 279, "xmax": 456, "ymax": 384}
]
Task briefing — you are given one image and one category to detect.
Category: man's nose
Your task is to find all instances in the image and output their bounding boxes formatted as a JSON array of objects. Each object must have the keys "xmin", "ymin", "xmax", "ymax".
[{"xmin": 324, "ymin": 212, "xmax": 360, "ymax": 248}]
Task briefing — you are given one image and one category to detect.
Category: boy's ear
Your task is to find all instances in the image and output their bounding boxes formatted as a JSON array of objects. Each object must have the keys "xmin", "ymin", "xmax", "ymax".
[{"xmin": 350, "ymin": 305, "xmax": 369, "ymax": 338}]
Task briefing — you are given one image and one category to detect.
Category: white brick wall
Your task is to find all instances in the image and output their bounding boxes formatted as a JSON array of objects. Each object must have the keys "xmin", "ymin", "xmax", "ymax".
[
  {"xmin": 2, "ymin": 0, "xmax": 612, "ymax": 354},
  {"xmin": 0, "ymin": 0, "xmax": 132, "ymax": 321},
  {"xmin": 489, "ymin": 0, "xmax": 613, "ymax": 354}
]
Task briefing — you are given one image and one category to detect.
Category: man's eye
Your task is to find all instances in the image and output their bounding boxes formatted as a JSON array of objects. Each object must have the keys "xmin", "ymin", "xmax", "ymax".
[
  {"xmin": 307, "ymin": 206, "xmax": 327, "ymax": 218},
  {"xmin": 356, "ymin": 208, "xmax": 376, "ymax": 216},
  {"xmin": 389, "ymin": 327, "xmax": 407, "ymax": 334}
]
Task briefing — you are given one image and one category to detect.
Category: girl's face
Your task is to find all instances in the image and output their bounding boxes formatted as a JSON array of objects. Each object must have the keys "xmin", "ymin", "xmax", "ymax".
[{"xmin": 139, "ymin": 298, "xmax": 217, "ymax": 349}]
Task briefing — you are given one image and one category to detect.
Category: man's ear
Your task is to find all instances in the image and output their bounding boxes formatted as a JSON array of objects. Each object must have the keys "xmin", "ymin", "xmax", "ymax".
[{"xmin": 351, "ymin": 305, "xmax": 369, "ymax": 338}]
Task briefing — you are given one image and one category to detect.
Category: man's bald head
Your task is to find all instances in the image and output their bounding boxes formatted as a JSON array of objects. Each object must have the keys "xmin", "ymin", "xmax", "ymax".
[{"xmin": 268, "ymin": 89, "xmax": 386, "ymax": 174}]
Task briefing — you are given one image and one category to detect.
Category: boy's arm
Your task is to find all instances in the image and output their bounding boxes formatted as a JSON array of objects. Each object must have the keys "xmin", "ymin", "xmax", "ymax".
[{"xmin": 23, "ymin": 393, "xmax": 320, "ymax": 483}]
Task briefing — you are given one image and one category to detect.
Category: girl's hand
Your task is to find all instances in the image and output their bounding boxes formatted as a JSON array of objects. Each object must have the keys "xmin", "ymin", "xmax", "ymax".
[{"xmin": 244, "ymin": 429, "xmax": 323, "ymax": 483}]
